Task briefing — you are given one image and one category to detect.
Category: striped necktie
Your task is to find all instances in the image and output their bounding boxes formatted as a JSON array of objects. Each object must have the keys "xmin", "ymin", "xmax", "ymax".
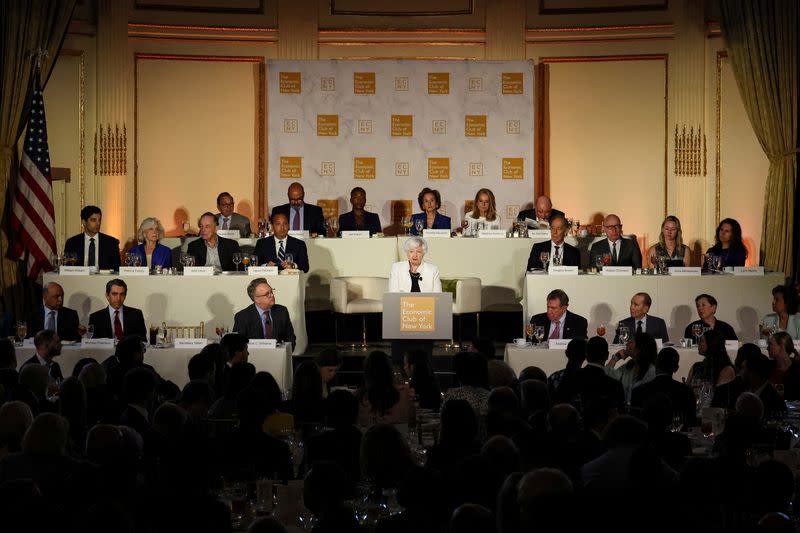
[{"xmin": 278, "ymin": 240, "xmax": 286, "ymax": 262}]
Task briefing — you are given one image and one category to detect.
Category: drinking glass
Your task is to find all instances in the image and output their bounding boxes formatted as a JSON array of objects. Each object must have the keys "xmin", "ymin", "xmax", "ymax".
[
  {"xmin": 132, "ymin": 255, "xmax": 142, "ymax": 267},
  {"xmin": 414, "ymin": 219, "xmax": 424, "ymax": 234},
  {"xmin": 524, "ymin": 323, "xmax": 534, "ymax": 344},
  {"xmin": 618, "ymin": 326, "xmax": 630, "ymax": 344},
  {"xmin": 185, "ymin": 255, "xmax": 195, "ymax": 267},
  {"xmin": 670, "ymin": 414, "xmax": 684, "ymax": 433},
  {"xmin": 551, "ymin": 254, "xmax": 562, "ymax": 267},
  {"xmin": 691, "ymin": 323, "xmax": 703, "ymax": 342},
  {"xmin": 329, "ymin": 217, "xmax": 339, "ymax": 236},
  {"xmin": 179, "ymin": 252, "xmax": 188, "ymax": 268},
  {"xmin": 249, "ymin": 255, "xmax": 258, "ymax": 268},
  {"xmin": 65, "ymin": 251, "xmax": 77, "ymax": 265},
  {"xmin": 574, "ymin": 219, "xmax": 581, "ymax": 235},
  {"xmin": 402, "ymin": 217, "xmax": 412, "ymax": 235},
  {"xmin": 15, "ymin": 321, "xmax": 27, "ymax": 342},
  {"xmin": 602, "ymin": 253, "xmax": 612, "ymax": 266},
  {"xmin": 85, "ymin": 324, "xmax": 94, "ymax": 339},
  {"xmin": 539, "ymin": 251, "xmax": 550, "ymax": 270},
  {"xmin": 257, "ymin": 218, "xmax": 267, "ymax": 238},
  {"xmin": 215, "ymin": 325, "xmax": 228, "ymax": 340},
  {"xmin": 461, "ymin": 219, "xmax": 469, "ymax": 236},
  {"xmin": 596, "ymin": 324, "xmax": 606, "ymax": 337},
  {"xmin": 704, "ymin": 253, "xmax": 716, "ymax": 272},
  {"xmin": 241, "ymin": 255, "xmax": 250, "ymax": 270},
  {"xmin": 713, "ymin": 255, "xmax": 723, "ymax": 272},
  {"xmin": 232, "ymin": 253, "xmax": 242, "ymax": 271},
  {"xmin": 656, "ymin": 255, "xmax": 668, "ymax": 275},
  {"xmin": 534, "ymin": 325, "xmax": 545, "ymax": 344},
  {"xmin": 476, "ymin": 221, "xmax": 485, "ymax": 234},
  {"xmin": 285, "ymin": 253, "xmax": 294, "ymax": 269},
  {"xmin": 594, "ymin": 255, "xmax": 604, "ymax": 272}
]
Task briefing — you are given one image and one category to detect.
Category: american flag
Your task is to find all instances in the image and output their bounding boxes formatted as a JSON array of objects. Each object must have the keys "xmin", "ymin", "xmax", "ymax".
[{"xmin": 9, "ymin": 75, "xmax": 57, "ymax": 280}]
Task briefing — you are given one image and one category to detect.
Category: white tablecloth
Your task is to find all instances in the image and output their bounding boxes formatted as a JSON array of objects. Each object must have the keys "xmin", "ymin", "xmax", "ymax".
[
  {"xmin": 523, "ymin": 272, "xmax": 783, "ymax": 344},
  {"xmin": 17, "ymin": 343, "xmax": 293, "ymax": 391},
  {"xmin": 43, "ymin": 272, "xmax": 307, "ymax": 355}
]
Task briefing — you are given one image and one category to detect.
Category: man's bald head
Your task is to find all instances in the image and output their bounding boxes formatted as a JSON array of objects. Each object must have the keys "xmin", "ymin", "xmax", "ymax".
[
  {"xmin": 288, "ymin": 182, "xmax": 304, "ymax": 208},
  {"xmin": 535, "ymin": 195, "xmax": 553, "ymax": 221}
]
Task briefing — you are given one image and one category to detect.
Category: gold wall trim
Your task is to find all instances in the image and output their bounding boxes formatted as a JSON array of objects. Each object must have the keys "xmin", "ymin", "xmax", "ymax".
[
  {"xmin": 134, "ymin": 0, "xmax": 265, "ymax": 14},
  {"xmin": 715, "ymin": 50, "xmax": 727, "ymax": 225},
  {"xmin": 58, "ymin": 49, "xmax": 86, "ymax": 216},
  {"xmin": 319, "ymin": 29, "xmax": 486, "ymax": 44},
  {"xmin": 529, "ymin": 37, "xmax": 673, "ymax": 45},
  {"xmin": 527, "ymin": 24, "xmax": 673, "ymax": 33},
  {"xmin": 320, "ymin": 42, "xmax": 485, "ymax": 47},
  {"xmin": 330, "ymin": 0, "xmax": 474, "ymax": 16},
  {"xmin": 538, "ymin": 0, "xmax": 668, "ymax": 15},
  {"xmin": 128, "ymin": 22, "xmax": 278, "ymax": 42},
  {"xmin": 133, "ymin": 53, "xmax": 267, "ymax": 226}
]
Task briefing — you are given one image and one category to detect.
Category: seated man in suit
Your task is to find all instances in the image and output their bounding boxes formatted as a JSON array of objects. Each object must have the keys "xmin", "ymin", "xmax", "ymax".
[
  {"xmin": 26, "ymin": 282, "xmax": 82, "ymax": 342},
  {"xmin": 21, "ymin": 329, "xmax": 63, "ymax": 382},
  {"xmin": 613, "ymin": 292, "xmax": 669, "ymax": 343},
  {"xmin": 88, "ymin": 278, "xmax": 147, "ymax": 341},
  {"xmin": 517, "ymin": 195, "xmax": 565, "ymax": 229},
  {"xmin": 630, "ymin": 347, "xmax": 697, "ymax": 427},
  {"xmin": 589, "ymin": 213, "xmax": 642, "ymax": 270},
  {"xmin": 530, "ymin": 289, "xmax": 588, "ymax": 341},
  {"xmin": 683, "ymin": 293, "xmax": 738, "ymax": 341},
  {"xmin": 187, "ymin": 212, "xmax": 241, "ymax": 271},
  {"xmin": 233, "ymin": 278, "xmax": 296, "ymax": 350},
  {"xmin": 215, "ymin": 191, "xmax": 251, "ymax": 238},
  {"xmin": 526, "ymin": 214, "xmax": 581, "ymax": 270},
  {"xmin": 741, "ymin": 349, "xmax": 787, "ymax": 414},
  {"xmin": 271, "ymin": 182, "xmax": 326, "ymax": 236},
  {"xmin": 253, "ymin": 212, "xmax": 309, "ymax": 272},
  {"xmin": 338, "ymin": 187, "xmax": 382, "ymax": 236},
  {"xmin": 559, "ymin": 336, "xmax": 625, "ymax": 414},
  {"xmin": 63, "ymin": 205, "xmax": 120, "ymax": 270}
]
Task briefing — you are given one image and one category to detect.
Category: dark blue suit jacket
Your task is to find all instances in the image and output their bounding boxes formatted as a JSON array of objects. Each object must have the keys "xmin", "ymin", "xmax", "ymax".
[
  {"xmin": 64, "ymin": 232, "xmax": 120, "ymax": 270},
  {"xmin": 613, "ymin": 315, "xmax": 669, "ymax": 343},
  {"xmin": 410, "ymin": 212, "xmax": 451, "ymax": 235},
  {"xmin": 253, "ymin": 235, "xmax": 309, "ymax": 273},
  {"xmin": 271, "ymin": 203, "xmax": 326, "ymax": 236},
  {"xmin": 128, "ymin": 243, "xmax": 173, "ymax": 268},
  {"xmin": 338, "ymin": 211, "xmax": 382, "ymax": 235}
]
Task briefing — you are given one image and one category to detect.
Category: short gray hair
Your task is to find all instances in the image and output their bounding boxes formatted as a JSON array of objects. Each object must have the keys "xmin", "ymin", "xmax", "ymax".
[
  {"xmin": 247, "ymin": 277, "xmax": 269, "ymax": 301},
  {"xmin": 137, "ymin": 217, "xmax": 165, "ymax": 243},
  {"xmin": 403, "ymin": 236, "xmax": 428, "ymax": 255}
]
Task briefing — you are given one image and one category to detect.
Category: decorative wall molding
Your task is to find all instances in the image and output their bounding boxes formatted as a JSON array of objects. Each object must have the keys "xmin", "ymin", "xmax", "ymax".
[
  {"xmin": 128, "ymin": 23, "xmax": 278, "ymax": 42},
  {"xmin": 134, "ymin": 0, "xmax": 264, "ymax": 14},
  {"xmin": 329, "ymin": 0, "xmax": 474, "ymax": 16},
  {"xmin": 58, "ymin": 49, "xmax": 86, "ymax": 210},
  {"xmin": 318, "ymin": 29, "xmax": 486, "ymax": 45},
  {"xmin": 94, "ymin": 124, "xmax": 127, "ymax": 176},
  {"xmin": 538, "ymin": 0, "xmax": 668, "ymax": 15},
  {"xmin": 526, "ymin": 23, "xmax": 674, "ymax": 44},
  {"xmin": 715, "ymin": 50, "xmax": 727, "ymax": 224},
  {"xmin": 673, "ymin": 125, "xmax": 706, "ymax": 177}
]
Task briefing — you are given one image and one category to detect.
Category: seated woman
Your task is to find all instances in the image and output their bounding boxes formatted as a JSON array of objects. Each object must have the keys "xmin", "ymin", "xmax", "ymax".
[
  {"xmin": 767, "ymin": 331, "xmax": 800, "ymax": 401},
  {"xmin": 704, "ymin": 217, "xmax": 747, "ymax": 269},
  {"xmin": 463, "ymin": 188, "xmax": 502, "ymax": 234},
  {"xmin": 411, "ymin": 188, "xmax": 451, "ymax": 235},
  {"xmin": 388, "ymin": 236, "xmax": 442, "ymax": 293},
  {"xmin": 686, "ymin": 329, "xmax": 735, "ymax": 387},
  {"xmin": 357, "ymin": 351, "xmax": 414, "ymax": 426},
  {"xmin": 128, "ymin": 217, "xmax": 172, "ymax": 269},
  {"xmin": 761, "ymin": 285, "xmax": 800, "ymax": 339},
  {"xmin": 337, "ymin": 186, "xmax": 382, "ymax": 236},
  {"xmin": 404, "ymin": 349, "xmax": 441, "ymax": 411},
  {"xmin": 606, "ymin": 332, "xmax": 657, "ymax": 404},
  {"xmin": 684, "ymin": 293, "xmax": 738, "ymax": 341},
  {"xmin": 647, "ymin": 215, "xmax": 690, "ymax": 268}
]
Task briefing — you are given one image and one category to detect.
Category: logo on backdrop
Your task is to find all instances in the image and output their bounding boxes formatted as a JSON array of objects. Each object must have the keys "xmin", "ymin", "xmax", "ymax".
[
  {"xmin": 354, "ymin": 157, "xmax": 376, "ymax": 179},
  {"xmin": 354, "ymin": 72, "xmax": 376, "ymax": 94},
  {"xmin": 465, "ymin": 115, "xmax": 487, "ymax": 137},
  {"xmin": 502, "ymin": 158, "xmax": 524, "ymax": 180},
  {"xmin": 280, "ymin": 72, "xmax": 301, "ymax": 94},
  {"xmin": 317, "ymin": 115, "xmax": 339, "ymax": 136},
  {"xmin": 400, "ymin": 296, "xmax": 436, "ymax": 332},
  {"xmin": 280, "ymin": 156, "xmax": 302, "ymax": 179},
  {"xmin": 391, "ymin": 115, "xmax": 413, "ymax": 137},
  {"xmin": 428, "ymin": 158, "xmax": 450, "ymax": 180},
  {"xmin": 502, "ymin": 73, "xmax": 524, "ymax": 94},
  {"xmin": 428, "ymin": 73, "xmax": 450, "ymax": 94}
]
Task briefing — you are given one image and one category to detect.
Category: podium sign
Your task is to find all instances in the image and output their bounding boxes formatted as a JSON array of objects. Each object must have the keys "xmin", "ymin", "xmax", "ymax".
[{"xmin": 382, "ymin": 292, "xmax": 453, "ymax": 340}]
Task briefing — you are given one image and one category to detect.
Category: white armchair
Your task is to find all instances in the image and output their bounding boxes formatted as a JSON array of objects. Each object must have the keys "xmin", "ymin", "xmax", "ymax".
[
  {"xmin": 330, "ymin": 277, "xmax": 389, "ymax": 346},
  {"xmin": 443, "ymin": 277, "xmax": 482, "ymax": 343}
]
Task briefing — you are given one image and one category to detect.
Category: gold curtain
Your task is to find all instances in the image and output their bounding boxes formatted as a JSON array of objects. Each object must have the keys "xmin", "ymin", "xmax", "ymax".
[
  {"xmin": 0, "ymin": 0, "xmax": 76, "ymax": 313},
  {"xmin": 719, "ymin": 0, "xmax": 798, "ymax": 277}
]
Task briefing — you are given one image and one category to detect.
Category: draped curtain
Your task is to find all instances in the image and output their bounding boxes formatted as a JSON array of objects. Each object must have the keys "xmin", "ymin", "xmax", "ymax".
[
  {"xmin": 719, "ymin": 0, "xmax": 798, "ymax": 278},
  {"xmin": 0, "ymin": 0, "xmax": 76, "ymax": 315}
]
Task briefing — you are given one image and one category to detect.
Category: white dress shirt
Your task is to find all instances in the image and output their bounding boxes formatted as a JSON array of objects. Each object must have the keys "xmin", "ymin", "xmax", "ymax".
[
  {"xmin": 550, "ymin": 240, "xmax": 567, "ymax": 262},
  {"xmin": 548, "ymin": 311, "xmax": 567, "ymax": 339},
  {"xmin": 274, "ymin": 237, "xmax": 288, "ymax": 259},
  {"xmin": 388, "ymin": 261, "xmax": 442, "ymax": 293},
  {"xmin": 463, "ymin": 213, "xmax": 502, "ymax": 233},
  {"xmin": 83, "ymin": 232, "xmax": 100, "ymax": 267},
  {"xmin": 107, "ymin": 305, "xmax": 125, "ymax": 331},
  {"xmin": 205, "ymin": 240, "xmax": 221, "ymax": 269}
]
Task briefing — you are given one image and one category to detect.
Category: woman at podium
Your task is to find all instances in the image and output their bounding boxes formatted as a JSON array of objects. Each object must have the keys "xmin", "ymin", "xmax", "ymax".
[{"xmin": 388, "ymin": 236, "xmax": 442, "ymax": 293}]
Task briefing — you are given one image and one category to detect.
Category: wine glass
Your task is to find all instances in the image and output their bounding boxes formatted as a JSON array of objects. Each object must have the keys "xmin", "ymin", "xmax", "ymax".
[
  {"xmin": 232, "ymin": 253, "xmax": 242, "ymax": 271},
  {"xmin": 594, "ymin": 255, "xmax": 604, "ymax": 272},
  {"xmin": 285, "ymin": 253, "xmax": 294, "ymax": 269},
  {"xmin": 713, "ymin": 255, "xmax": 723, "ymax": 272},
  {"xmin": 533, "ymin": 325, "xmax": 545, "ymax": 344},
  {"xmin": 179, "ymin": 252, "xmax": 188, "ymax": 269},
  {"xmin": 524, "ymin": 323, "xmax": 534, "ymax": 344},
  {"xmin": 691, "ymin": 323, "xmax": 703, "ymax": 342},
  {"xmin": 257, "ymin": 218, "xmax": 266, "ymax": 238},
  {"xmin": 461, "ymin": 219, "xmax": 469, "ymax": 236},
  {"xmin": 574, "ymin": 219, "xmax": 581, "ymax": 235},
  {"xmin": 414, "ymin": 219, "xmax": 424, "ymax": 234},
  {"xmin": 618, "ymin": 325, "xmax": 630, "ymax": 344},
  {"xmin": 241, "ymin": 255, "xmax": 250, "ymax": 271},
  {"xmin": 402, "ymin": 216, "xmax": 412, "ymax": 236},
  {"xmin": 132, "ymin": 254, "xmax": 142, "ymax": 267},
  {"xmin": 215, "ymin": 325, "xmax": 228, "ymax": 340},
  {"xmin": 329, "ymin": 217, "xmax": 339, "ymax": 237},
  {"xmin": 185, "ymin": 255, "xmax": 195, "ymax": 267},
  {"xmin": 551, "ymin": 254, "xmax": 562, "ymax": 267},
  {"xmin": 670, "ymin": 414, "xmax": 684, "ymax": 433},
  {"xmin": 602, "ymin": 253, "xmax": 612, "ymax": 266},
  {"xmin": 15, "ymin": 321, "xmax": 27, "ymax": 343},
  {"xmin": 539, "ymin": 251, "xmax": 550, "ymax": 270},
  {"xmin": 85, "ymin": 324, "xmax": 94, "ymax": 339},
  {"xmin": 249, "ymin": 255, "xmax": 258, "ymax": 268},
  {"xmin": 596, "ymin": 324, "xmax": 606, "ymax": 337},
  {"xmin": 158, "ymin": 323, "xmax": 168, "ymax": 345}
]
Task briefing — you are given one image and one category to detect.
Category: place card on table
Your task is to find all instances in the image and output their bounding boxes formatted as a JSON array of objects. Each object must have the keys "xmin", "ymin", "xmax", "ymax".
[
  {"xmin": 548, "ymin": 266, "xmax": 579, "ymax": 276},
  {"xmin": 174, "ymin": 338, "xmax": 209, "ymax": 349},
  {"xmin": 340, "ymin": 231, "xmax": 370, "ymax": 239},
  {"xmin": 528, "ymin": 229, "xmax": 551, "ymax": 239},
  {"xmin": 216, "ymin": 230, "xmax": 240, "ymax": 239},
  {"xmin": 82, "ymin": 338, "xmax": 114, "ymax": 348},
  {"xmin": 656, "ymin": 338, "xmax": 663, "ymax": 349},
  {"xmin": 249, "ymin": 338, "xmax": 277, "ymax": 349},
  {"xmin": 669, "ymin": 267, "xmax": 701, "ymax": 276},
  {"xmin": 423, "ymin": 229, "xmax": 450, "ymax": 238},
  {"xmin": 183, "ymin": 266, "xmax": 215, "ymax": 276},
  {"xmin": 477, "ymin": 229, "xmax": 507, "ymax": 239},
  {"xmin": 725, "ymin": 340, "xmax": 740, "ymax": 350},
  {"xmin": 548, "ymin": 339, "xmax": 570, "ymax": 349},
  {"xmin": 601, "ymin": 266, "xmax": 632, "ymax": 276},
  {"xmin": 288, "ymin": 230, "xmax": 309, "ymax": 238},
  {"xmin": 119, "ymin": 266, "xmax": 149, "ymax": 276},
  {"xmin": 248, "ymin": 266, "xmax": 279, "ymax": 276},
  {"xmin": 733, "ymin": 266, "xmax": 764, "ymax": 276},
  {"xmin": 60, "ymin": 266, "xmax": 93, "ymax": 275},
  {"xmin": 22, "ymin": 338, "xmax": 34, "ymax": 348}
]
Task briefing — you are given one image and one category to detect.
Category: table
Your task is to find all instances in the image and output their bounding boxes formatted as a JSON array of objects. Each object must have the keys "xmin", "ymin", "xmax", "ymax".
[
  {"xmin": 523, "ymin": 272, "xmax": 784, "ymax": 344},
  {"xmin": 44, "ymin": 272, "xmax": 308, "ymax": 355},
  {"xmin": 17, "ymin": 343, "xmax": 294, "ymax": 391}
]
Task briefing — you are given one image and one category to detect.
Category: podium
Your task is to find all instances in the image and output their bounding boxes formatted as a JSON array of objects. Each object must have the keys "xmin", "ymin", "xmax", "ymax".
[{"xmin": 382, "ymin": 293, "xmax": 453, "ymax": 365}]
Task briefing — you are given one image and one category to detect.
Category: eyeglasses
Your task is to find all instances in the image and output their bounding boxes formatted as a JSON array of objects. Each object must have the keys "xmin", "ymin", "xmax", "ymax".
[
  {"xmin": 254, "ymin": 291, "xmax": 275, "ymax": 298},
  {"xmin": 219, "ymin": 202, "xmax": 234, "ymax": 207},
  {"xmin": 603, "ymin": 224, "xmax": 622, "ymax": 230}
]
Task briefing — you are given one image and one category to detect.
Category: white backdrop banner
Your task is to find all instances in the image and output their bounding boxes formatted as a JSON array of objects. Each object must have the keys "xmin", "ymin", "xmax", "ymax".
[{"xmin": 267, "ymin": 59, "xmax": 535, "ymax": 233}]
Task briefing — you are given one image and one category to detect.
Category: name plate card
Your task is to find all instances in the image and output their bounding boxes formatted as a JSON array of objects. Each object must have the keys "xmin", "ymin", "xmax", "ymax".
[
  {"xmin": 216, "ymin": 230, "xmax": 240, "ymax": 239},
  {"xmin": 249, "ymin": 338, "xmax": 277, "ymax": 349},
  {"xmin": 528, "ymin": 229, "xmax": 551, "ymax": 239},
  {"xmin": 119, "ymin": 266, "xmax": 149, "ymax": 276},
  {"xmin": 549, "ymin": 266, "xmax": 579, "ymax": 276},
  {"xmin": 248, "ymin": 266, "xmax": 279, "ymax": 276},
  {"xmin": 656, "ymin": 339, "xmax": 663, "ymax": 350},
  {"xmin": 82, "ymin": 338, "xmax": 114, "ymax": 348},
  {"xmin": 341, "ymin": 231, "xmax": 370, "ymax": 239},
  {"xmin": 669, "ymin": 267, "xmax": 701, "ymax": 276},
  {"xmin": 60, "ymin": 266, "xmax": 93, "ymax": 276},
  {"xmin": 733, "ymin": 266, "xmax": 764, "ymax": 276},
  {"xmin": 183, "ymin": 266, "xmax": 214, "ymax": 276},
  {"xmin": 725, "ymin": 340, "xmax": 740, "ymax": 350},
  {"xmin": 548, "ymin": 339, "xmax": 571, "ymax": 349},
  {"xmin": 175, "ymin": 338, "xmax": 209, "ymax": 349},
  {"xmin": 477, "ymin": 229, "xmax": 507, "ymax": 239},
  {"xmin": 601, "ymin": 266, "xmax": 632, "ymax": 276},
  {"xmin": 422, "ymin": 229, "xmax": 450, "ymax": 238},
  {"xmin": 22, "ymin": 338, "xmax": 34, "ymax": 348},
  {"xmin": 288, "ymin": 230, "xmax": 309, "ymax": 238}
]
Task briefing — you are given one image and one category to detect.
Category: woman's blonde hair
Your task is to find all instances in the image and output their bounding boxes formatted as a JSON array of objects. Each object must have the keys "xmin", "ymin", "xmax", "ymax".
[
  {"xmin": 137, "ymin": 217, "xmax": 165, "ymax": 243},
  {"xmin": 470, "ymin": 188, "xmax": 497, "ymax": 221},
  {"xmin": 658, "ymin": 215, "xmax": 684, "ymax": 250}
]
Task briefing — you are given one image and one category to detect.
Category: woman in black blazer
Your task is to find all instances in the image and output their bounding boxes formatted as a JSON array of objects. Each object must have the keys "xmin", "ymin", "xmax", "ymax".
[{"xmin": 337, "ymin": 187, "xmax": 382, "ymax": 235}]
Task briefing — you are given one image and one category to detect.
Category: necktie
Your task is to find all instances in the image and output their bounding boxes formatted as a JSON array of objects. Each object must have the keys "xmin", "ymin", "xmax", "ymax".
[
  {"xmin": 549, "ymin": 320, "xmax": 561, "ymax": 340},
  {"xmin": 113, "ymin": 310, "xmax": 123, "ymax": 340},
  {"xmin": 222, "ymin": 217, "xmax": 230, "ymax": 230},
  {"xmin": 263, "ymin": 313, "xmax": 273, "ymax": 339},
  {"xmin": 292, "ymin": 207, "xmax": 301, "ymax": 230},
  {"xmin": 612, "ymin": 241, "xmax": 618, "ymax": 264},
  {"xmin": 554, "ymin": 245, "xmax": 561, "ymax": 259},
  {"xmin": 278, "ymin": 240, "xmax": 286, "ymax": 262},
  {"xmin": 45, "ymin": 310, "xmax": 56, "ymax": 332},
  {"xmin": 637, "ymin": 320, "xmax": 643, "ymax": 334},
  {"xmin": 88, "ymin": 237, "xmax": 96, "ymax": 267}
]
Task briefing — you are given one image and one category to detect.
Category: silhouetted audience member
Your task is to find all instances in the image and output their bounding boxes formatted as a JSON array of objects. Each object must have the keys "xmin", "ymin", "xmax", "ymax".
[
  {"xmin": 358, "ymin": 351, "xmax": 413, "ymax": 426},
  {"xmin": 518, "ymin": 468, "xmax": 575, "ymax": 533},
  {"xmin": 469, "ymin": 336, "xmax": 497, "ymax": 360},
  {"xmin": 316, "ymin": 348, "xmax": 342, "ymax": 399},
  {"xmin": 443, "ymin": 351, "xmax": 489, "ymax": 424},
  {"xmin": 641, "ymin": 392, "xmax": 692, "ymax": 471},
  {"xmin": 449, "ymin": 503, "xmax": 496, "ymax": 533},
  {"xmin": 180, "ymin": 380, "xmax": 215, "ymax": 419},
  {"xmin": 631, "ymin": 347, "xmax": 697, "ymax": 428},
  {"xmin": 303, "ymin": 461, "xmax": 360, "ymax": 533},
  {"xmin": 426, "ymin": 399, "xmax": 480, "ymax": 490},
  {"xmin": 209, "ymin": 362, "xmax": 256, "ymax": 419},
  {"xmin": 712, "ymin": 343, "xmax": 755, "ymax": 410},
  {"xmin": 0, "ymin": 338, "xmax": 17, "ymax": 402},
  {"xmin": 305, "ymin": 390, "xmax": 361, "ymax": 492},
  {"xmin": 119, "ymin": 367, "xmax": 157, "ymax": 437},
  {"xmin": 0, "ymin": 401, "xmax": 33, "ymax": 458},
  {"xmin": 741, "ymin": 349, "xmax": 787, "ymax": 414},
  {"xmin": 548, "ymin": 338, "xmax": 587, "ymax": 402},
  {"xmin": 360, "ymin": 424, "xmax": 413, "ymax": 490},
  {"xmin": 518, "ymin": 365, "xmax": 547, "ymax": 384},
  {"xmin": 59, "ymin": 376, "xmax": 88, "ymax": 453},
  {"xmin": 404, "ymin": 349, "xmax": 441, "ymax": 411},
  {"xmin": 488, "ymin": 360, "xmax": 517, "ymax": 390},
  {"xmin": 289, "ymin": 361, "xmax": 326, "ymax": 427}
]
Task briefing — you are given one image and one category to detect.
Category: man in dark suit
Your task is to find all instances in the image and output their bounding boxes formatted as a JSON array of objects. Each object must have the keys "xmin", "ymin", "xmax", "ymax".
[
  {"xmin": 530, "ymin": 289, "xmax": 588, "ymax": 341},
  {"xmin": 517, "ymin": 195, "xmax": 565, "ymax": 229},
  {"xmin": 741, "ymin": 349, "xmax": 787, "ymax": 414},
  {"xmin": 612, "ymin": 292, "xmax": 669, "ymax": 343},
  {"xmin": 233, "ymin": 278, "xmax": 296, "ymax": 350},
  {"xmin": 711, "ymin": 344, "xmax": 752, "ymax": 410},
  {"xmin": 271, "ymin": 182, "xmax": 326, "ymax": 236},
  {"xmin": 526, "ymin": 214, "xmax": 581, "ymax": 270},
  {"xmin": 63, "ymin": 205, "xmax": 120, "ymax": 270},
  {"xmin": 630, "ymin": 347, "xmax": 697, "ymax": 427},
  {"xmin": 88, "ymin": 278, "xmax": 147, "ymax": 341},
  {"xmin": 215, "ymin": 191, "xmax": 252, "ymax": 238},
  {"xmin": 589, "ymin": 213, "xmax": 642, "ymax": 270},
  {"xmin": 20, "ymin": 329, "xmax": 63, "ymax": 382},
  {"xmin": 26, "ymin": 282, "xmax": 82, "ymax": 342},
  {"xmin": 254, "ymin": 212, "xmax": 309, "ymax": 272},
  {"xmin": 562, "ymin": 336, "xmax": 625, "ymax": 412},
  {"xmin": 187, "ymin": 212, "xmax": 241, "ymax": 271}
]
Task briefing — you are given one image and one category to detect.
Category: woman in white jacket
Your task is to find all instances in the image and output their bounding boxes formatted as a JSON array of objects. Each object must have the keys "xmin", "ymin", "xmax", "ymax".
[{"xmin": 389, "ymin": 236, "xmax": 442, "ymax": 293}]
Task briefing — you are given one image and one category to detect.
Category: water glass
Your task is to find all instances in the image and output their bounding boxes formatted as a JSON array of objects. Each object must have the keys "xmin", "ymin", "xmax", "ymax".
[
  {"xmin": 285, "ymin": 253, "xmax": 294, "ymax": 269},
  {"xmin": 414, "ymin": 219, "xmax": 424, "ymax": 234},
  {"xmin": 534, "ymin": 325, "xmax": 545, "ymax": 344},
  {"xmin": 15, "ymin": 322, "xmax": 27, "ymax": 343},
  {"xmin": 85, "ymin": 324, "xmax": 95, "ymax": 339},
  {"xmin": 618, "ymin": 326, "xmax": 630, "ymax": 344},
  {"xmin": 232, "ymin": 253, "xmax": 242, "ymax": 271}
]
